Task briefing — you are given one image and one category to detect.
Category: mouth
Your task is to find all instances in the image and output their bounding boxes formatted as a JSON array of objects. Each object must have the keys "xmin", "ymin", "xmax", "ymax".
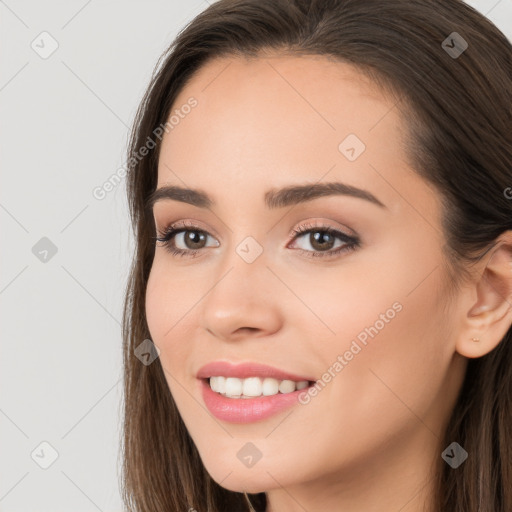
[
  {"xmin": 197, "ymin": 361, "xmax": 317, "ymax": 423},
  {"xmin": 205, "ymin": 376, "xmax": 315, "ymax": 399}
]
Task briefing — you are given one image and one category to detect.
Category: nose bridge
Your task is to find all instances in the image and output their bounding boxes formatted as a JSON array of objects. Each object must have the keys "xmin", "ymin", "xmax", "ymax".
[
  {"xmin": 208, "ymin": 233, "xmax": 268, "ymax": 310},
  {"xmin": 199, "ymin": 234, "xmax": 282, "ymax": 340}
]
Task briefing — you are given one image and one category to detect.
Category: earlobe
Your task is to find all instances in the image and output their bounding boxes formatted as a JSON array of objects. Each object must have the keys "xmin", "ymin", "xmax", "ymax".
[{"xmin": 455, "ymin": 231, "xmax": 512, "ymax": 359}]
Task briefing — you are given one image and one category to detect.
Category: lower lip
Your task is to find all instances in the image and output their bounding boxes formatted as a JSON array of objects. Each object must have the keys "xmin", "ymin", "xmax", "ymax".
[{"xmin": 200, "ymin": 379, "xmax": 309, "ymax": 423}]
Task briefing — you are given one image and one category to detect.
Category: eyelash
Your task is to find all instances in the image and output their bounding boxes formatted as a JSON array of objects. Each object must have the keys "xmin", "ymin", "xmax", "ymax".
[{"xmin": 154, "ymin": 220, "xmax": 360, "ymax": 260}]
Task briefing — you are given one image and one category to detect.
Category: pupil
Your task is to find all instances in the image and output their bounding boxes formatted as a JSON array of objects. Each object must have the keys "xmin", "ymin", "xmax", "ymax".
[
  {"xmin": 311, "ymin": 231, "xmax": 334, "ymax": 250},
  {"xmin": 187, "ymin": 231, "xmax": 205, "ymax": 248}
]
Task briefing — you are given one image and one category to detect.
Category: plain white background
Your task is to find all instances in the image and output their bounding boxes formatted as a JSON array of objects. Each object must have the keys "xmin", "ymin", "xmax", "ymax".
[{"xmin": 1, "ymin": 1, "xmax": 511, "ymax": 510}]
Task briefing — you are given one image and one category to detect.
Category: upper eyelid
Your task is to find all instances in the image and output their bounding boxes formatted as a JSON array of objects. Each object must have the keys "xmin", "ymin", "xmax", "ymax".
[
  {"xmin": 155, "ymin": 219, "xmax": 220, "ymax": 240},
  {"xmin": 154, "ymin": 216, "xmax": 356, "ymax": 235}
]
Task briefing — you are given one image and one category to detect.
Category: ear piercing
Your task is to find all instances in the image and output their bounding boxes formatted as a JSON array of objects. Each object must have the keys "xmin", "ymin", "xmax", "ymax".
[{"xmin": 471, "ymin": 337, "xmax": 480, "ymax": 342}]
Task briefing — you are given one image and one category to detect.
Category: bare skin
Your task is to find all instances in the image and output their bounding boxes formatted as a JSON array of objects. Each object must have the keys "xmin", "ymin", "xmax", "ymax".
[{"xmin": 145, "ymin": 54, "xmax": 512, "ymax": 512}]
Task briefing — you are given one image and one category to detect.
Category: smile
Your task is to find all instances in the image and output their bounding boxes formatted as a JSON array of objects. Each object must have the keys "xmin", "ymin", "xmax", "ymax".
[
  {"xmin": 209, "ymin": 376, "xmax": 310, "ymax": 398},
  {"xmin": 197, "ymin": 361, "xmax": 317, "ymax": 423}
]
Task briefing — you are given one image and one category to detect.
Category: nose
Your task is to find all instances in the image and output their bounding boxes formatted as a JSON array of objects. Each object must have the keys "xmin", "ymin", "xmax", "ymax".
[{"xmin": 199, "ymin": 249, "xmax": 283, "ymax": 343}]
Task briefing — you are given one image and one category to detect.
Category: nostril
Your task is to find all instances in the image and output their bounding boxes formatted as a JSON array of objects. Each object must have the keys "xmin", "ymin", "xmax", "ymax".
[{"xmin": 237, "ymin": 327, "xmax": 259, "ymax": 334}]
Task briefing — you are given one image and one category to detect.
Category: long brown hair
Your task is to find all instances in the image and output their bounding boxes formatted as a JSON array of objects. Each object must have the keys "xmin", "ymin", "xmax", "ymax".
[{"xmin": 121, "ymin": 1, "xmax": 512, "ymax": 510}]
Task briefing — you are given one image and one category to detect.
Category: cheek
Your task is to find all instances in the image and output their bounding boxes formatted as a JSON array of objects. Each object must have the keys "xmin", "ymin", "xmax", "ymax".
[
  {"xmin": 299, "ymin": 238, "xmax": 450, "ymax": 439},
  {"xmin": 145, "ymin": 257, "xmax": 199, "ymax": 340},
  {"xmin": 145, "ymin": 257, "xmax": 223, "ymax": 412},
  {"xmin": 331, "ymin": 281, "xmax": 448, "ymax": 441},
  {"xmin": 145, "ymin": 263, "xmax": 202, "ymax": 416},
  {"xmin": 145, "ymin": 265, "xmax": 168, "ymax": 347},
  {"xmin": 145, "ymin": 261, "xmax": 194, "ymax": 367},
  {"xmin": 284, "ymin": 239, "xmax": 429, "ymax": 368}
]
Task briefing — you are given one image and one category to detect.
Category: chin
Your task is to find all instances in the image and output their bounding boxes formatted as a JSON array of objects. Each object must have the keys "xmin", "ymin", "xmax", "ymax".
[{"xmin": 203, "ymin": 459, "xmax": 281, "ymax": 493}]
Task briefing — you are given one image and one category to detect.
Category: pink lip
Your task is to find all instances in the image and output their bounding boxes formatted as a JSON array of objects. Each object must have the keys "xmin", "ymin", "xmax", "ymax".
[
  {"xmin": 196, "ymin": 361, "xmax": 314, "ymax": 381},
  {"xmin": 200, "ymin": 379, "xmax": 312, "ymax": 423},
  {"xmin": 197, "ymin": 361, "xmax": 315, "ymax": 423}
]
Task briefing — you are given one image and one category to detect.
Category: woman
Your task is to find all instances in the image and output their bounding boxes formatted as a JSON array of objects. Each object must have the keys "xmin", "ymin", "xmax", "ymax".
[{"xmin": 121, "ymin": 0, "xmax": 512, "ymax": 510}]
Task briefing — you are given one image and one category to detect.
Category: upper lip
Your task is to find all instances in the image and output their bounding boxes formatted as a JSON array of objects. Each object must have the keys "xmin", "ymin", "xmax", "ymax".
[{"xmin": 197, "ymin": 361, "xmax": 315, "ymax": 382}]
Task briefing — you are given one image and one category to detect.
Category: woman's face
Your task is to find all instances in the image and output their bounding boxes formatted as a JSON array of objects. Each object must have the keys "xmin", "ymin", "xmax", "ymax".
[{"xmin": 146, "ymin": 55, "xmax": 467, "ymax": 498}]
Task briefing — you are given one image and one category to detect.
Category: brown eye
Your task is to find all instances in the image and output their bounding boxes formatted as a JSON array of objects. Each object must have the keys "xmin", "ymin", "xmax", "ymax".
[
  {"xmin": 290, "ymin": 225, "xmax": 359, "ymax": 258},
  {"xmin": 180, "ymin": 230, "xmax": 208, "ymax": 250},
  {"xmin": 307, "ymin": 231, "xmax": 336, "ymax": 251},
  {"xmin": 156, "ymin": 223, "xmax": 220, "ymax": 257}
]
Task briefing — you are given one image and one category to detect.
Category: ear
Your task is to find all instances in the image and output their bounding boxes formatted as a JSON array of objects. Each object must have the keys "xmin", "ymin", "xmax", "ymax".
[{"xmin": 455, "ymin": 230, "xmax": 512, "ymax": 359}]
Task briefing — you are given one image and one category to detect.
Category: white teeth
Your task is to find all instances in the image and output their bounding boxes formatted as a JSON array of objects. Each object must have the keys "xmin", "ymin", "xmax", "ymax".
[
  {"xmin": 278, "ymin": 379, "xmax": 296, "ymax": 393},
  {"xmin": 209, "ymin": 376, "xmax": 310, "ymax": 398},
  {"xmin": 225, "ymin": 377, "xmax": 243, "ymax": 397},
  {"xmin": 242, "ymin": 377, "xmax": 262, "ymax": 397},
  {"xmin": 262, "ymin": 377, "xmax": 279, "ymax": 396},
  {"xmin": 210, "ymin": 376, "xmax": 225, "ymax": 393}
]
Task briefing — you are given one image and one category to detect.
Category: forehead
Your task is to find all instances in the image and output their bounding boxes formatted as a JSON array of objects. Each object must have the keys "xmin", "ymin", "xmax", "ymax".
[
  {"xmin": 176, "ymin": 53, "xmax": 390, "ymax": 108},
  {"xmin": 156, "ymin": 54, "xmax": 408, "ymax": 202}
]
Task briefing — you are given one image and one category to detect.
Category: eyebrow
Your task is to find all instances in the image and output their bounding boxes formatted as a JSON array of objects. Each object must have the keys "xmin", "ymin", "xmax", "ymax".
[{"xmin": 146, "ymin": 181, "xmax": 386, "ymax": 211}]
